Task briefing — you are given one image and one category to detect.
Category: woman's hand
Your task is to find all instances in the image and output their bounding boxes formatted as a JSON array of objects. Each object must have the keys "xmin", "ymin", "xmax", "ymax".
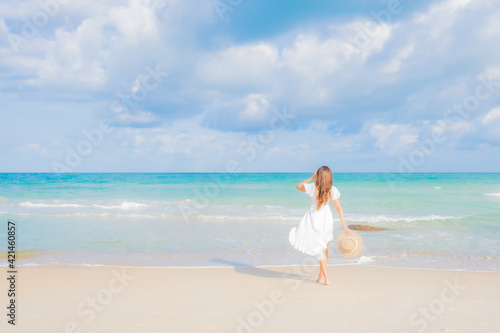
[
  {"xmin": 296, "ymin": 170, "xmax": 317, "ymax": 191},
  {"xmin": 344, "ymin": 226, "xmax": 352, "ymax": 237}
]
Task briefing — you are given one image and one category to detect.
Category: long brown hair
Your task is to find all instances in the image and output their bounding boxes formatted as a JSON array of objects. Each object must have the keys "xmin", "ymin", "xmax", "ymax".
[{"xmin": 315, "ymin": 166, "xmax": 332, "ymax": 209}]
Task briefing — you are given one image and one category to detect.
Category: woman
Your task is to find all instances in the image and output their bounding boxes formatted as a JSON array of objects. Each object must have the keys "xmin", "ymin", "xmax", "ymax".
[{"xmin": 289, "ymin": 166, "xmax": 351, "ymax": 285}]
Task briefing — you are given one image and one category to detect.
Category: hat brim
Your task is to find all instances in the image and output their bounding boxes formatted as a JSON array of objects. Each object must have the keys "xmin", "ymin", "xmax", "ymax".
[{"xmin": 337, "ymin": 231, "xmax": 364, "ymax": 257}]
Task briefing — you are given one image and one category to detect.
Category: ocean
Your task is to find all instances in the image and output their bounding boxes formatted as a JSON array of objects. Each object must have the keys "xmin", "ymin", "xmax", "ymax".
[{"xmin": 0, "ymin": 173, "xmax": 499, "ymax": 271}]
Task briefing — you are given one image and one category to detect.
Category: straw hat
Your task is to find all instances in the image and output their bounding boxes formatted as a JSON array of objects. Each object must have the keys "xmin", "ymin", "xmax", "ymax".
[{"xmin": 336, "ymin": 231, "xmax": 364, "ymax": 257}]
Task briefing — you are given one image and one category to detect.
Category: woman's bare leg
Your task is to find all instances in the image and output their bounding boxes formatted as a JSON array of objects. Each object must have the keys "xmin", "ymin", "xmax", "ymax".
[
  {"xmin": 318, "ymin": 257, "xmax": 328, "ymax": 285},
  {"xmin": 317, "ymin": 243, "xmax": 330, "ymax": 285},
  {"xmin": 324, "ymin": 243, "xmax": 330, "ymax": 285},
  {"xmin": 317, "ymin": 263, "xmax": 324, "ymax": 283}
]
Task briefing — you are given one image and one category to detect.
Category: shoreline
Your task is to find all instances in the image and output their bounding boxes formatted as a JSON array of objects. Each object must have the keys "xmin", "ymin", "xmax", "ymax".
[
  {"xmin": 3, "ymin": 262, "xmax": 499, "ymax": 273},
  {"xmin": 2, "ymin": 265, "xmax": 499, "ymax": 332}
]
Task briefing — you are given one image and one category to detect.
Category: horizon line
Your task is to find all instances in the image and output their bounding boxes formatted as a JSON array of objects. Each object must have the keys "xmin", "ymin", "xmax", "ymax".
[{"xmin": 1, "ymin": 171, "xmax": 500, "ymax": 174}]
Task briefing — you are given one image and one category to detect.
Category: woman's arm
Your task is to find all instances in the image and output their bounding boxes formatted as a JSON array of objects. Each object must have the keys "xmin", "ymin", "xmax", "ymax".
[
  {"xmin": 333, "ymin": 199, "xmax": 352, "ymax": 236},
  {"xmin": 296, "ymin": 172, "xmax": 316, "ymax": 192}
]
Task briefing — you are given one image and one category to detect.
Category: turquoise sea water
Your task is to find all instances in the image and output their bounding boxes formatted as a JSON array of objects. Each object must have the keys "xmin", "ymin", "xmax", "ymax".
[{"xmin": 0, "ymin": 173, "xmax": 499, "ymax": 271}]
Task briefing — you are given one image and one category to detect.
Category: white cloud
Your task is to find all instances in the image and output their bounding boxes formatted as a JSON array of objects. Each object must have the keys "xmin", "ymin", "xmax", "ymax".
[
  {"xmin": 111, "ymin": 117, "xmax": 239, "ymax": 161},
  {"xmin": 1, "ymin": 0, "xmax": 205, "ymax": 94},
  {"xmin": 369, "ymin": 123, "xmax": 420, "ymax": 155},
  {"xmin": 195, "ymin": 17, "xmax": 394, "ymax": 109},
  {"xmin": 328, "ymin": 137, "xmax": 362, "ymax": 153},
  {"xmin": 114, "ymin": 110, "xmax": 158, "ymax": 125},
  {"xmin": 107, "ymin": 0, "xmax": 161, "ymax": 44},
  {"xmin": 13, "ymin": 143, "xmax": 50, "ymax": 158},
  {"xmin": 197, "ymin": 43, "xmax": 279, "ymax": 89},
  {"xmin": 414, "ymin": 0, "xmax": 472, "ymax": 34},
  {"xmin": 479, "ymin": 66, "xmax": 500, "ymax": 82},
  {"xmin": 477, "ymin": 107, "xmax": 500, "ymax": 142},
  {"xmin": 338, "ymin": 20, "xmax": 393, "ymax": 61},
  {"xmin": 282, "ymin": 21, "xmax": 393, "ymax": 77},
  {"xmin": 478, "ymin": 8, "xmax": 500, "ymax": 39},
  {"xmin": 37, "ymin": 18, "xmax": 107, "ymax": 88},
  {"xmin": 2, "ymin": 0, "xmax": 500, "ymax": 171},
  {"xmin": 268, "ymin": 143, "xmax": 310, "ymax": 156},
  {"xmin": 15, "ymin": 143, "xmax": 40, "ymax": 152},
  {"xmin": 0, "ymin": 19, "xmax": 9, "ymax": 46},
  {"xmin": 430, "ymin": 119, "xmax": 474, "ymax": 148},
  {"xmin": 382, "ymin": 43, "xmax": 414, "ymax": 74},
  {"xmin": 240, "ymin": 94, "xmax": 271, "ymax": 122},
  {"xmin": 36, "ymin": 0, "xmax": 168, "ymax": 89},
  {"xmin": 282, "ymin": 33, "xmax": 343, "ymax": 80},
  {"xmin": 481, "ymin": 107, "xmax": 500, "ymax": 124}
]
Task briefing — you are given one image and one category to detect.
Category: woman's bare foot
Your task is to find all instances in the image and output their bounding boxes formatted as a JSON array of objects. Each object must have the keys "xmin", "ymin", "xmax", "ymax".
[{"xmin": 316, "ymin": 275, "xmax": 329, "ymax": 285}]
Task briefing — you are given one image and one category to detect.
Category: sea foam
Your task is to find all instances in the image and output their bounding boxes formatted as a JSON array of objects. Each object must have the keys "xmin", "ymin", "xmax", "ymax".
[
  {"xmin": 19, "ymin": 200, "xmax": 149, "ymax": 210},
  {"xmin": 19, "ymin": 202, "xmax": 85, "ymax": 208}
]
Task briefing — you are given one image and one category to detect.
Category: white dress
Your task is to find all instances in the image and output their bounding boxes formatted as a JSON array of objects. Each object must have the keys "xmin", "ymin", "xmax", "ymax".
[{"xmin": 289, "ymin": 183, "xmax": 341, "ymax": 260}]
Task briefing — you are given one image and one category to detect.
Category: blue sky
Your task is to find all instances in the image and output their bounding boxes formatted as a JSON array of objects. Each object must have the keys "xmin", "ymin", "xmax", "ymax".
[{"xmin": 1, "ymin": 0, "xmax": 500, "ymax": 172}]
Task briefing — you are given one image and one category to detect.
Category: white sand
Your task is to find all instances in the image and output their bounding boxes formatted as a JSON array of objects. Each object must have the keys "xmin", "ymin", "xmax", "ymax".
[{"xmin": 1, "ymin": 265, "xmax": 499, "ymax": 332}]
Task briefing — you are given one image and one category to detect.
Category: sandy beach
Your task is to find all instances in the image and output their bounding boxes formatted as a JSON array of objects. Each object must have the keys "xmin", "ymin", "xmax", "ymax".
[{"xmin": 2, "ymin": 265, "xmax": 499, "ymax": 333}]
